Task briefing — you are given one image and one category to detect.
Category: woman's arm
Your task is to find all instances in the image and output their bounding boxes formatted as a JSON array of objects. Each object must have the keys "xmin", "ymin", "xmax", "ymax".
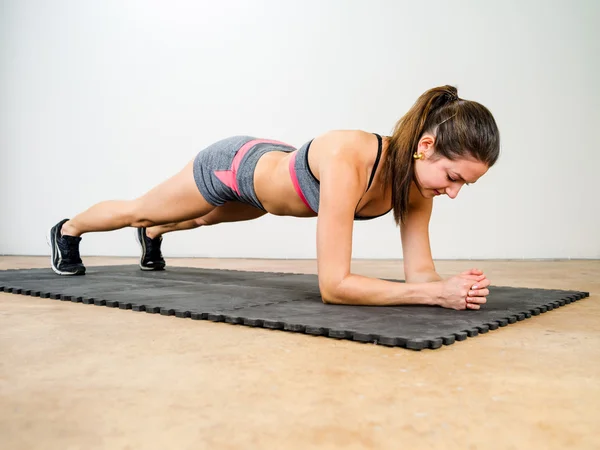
[
  {"xmin": 312, "ymin": 131, "xmax": 488, "ymax": 309},
  {"xmin": 400, "ymin": 191, "xmax": 442, "ymax": 283},
  {"xmin": 398, "ymin": 189, "xmax": 493, "ymax": 309},
  {"xmin": 314, "ymin": 139, "xmax": 441, "ymax": 306}
]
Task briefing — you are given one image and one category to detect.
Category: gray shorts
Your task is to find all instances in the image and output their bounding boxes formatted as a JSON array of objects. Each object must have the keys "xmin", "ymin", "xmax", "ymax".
[{"xmin": 193, "ymin": 136, "xmax": 296, "ymax": 211}]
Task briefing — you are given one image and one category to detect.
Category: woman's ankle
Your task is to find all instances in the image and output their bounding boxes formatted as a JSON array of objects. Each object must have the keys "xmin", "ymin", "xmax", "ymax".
[
  {"xmin": 145, "ymin": 227, "xmax": 162, "ymax": 240},
  {"xmin": 61, "ymin": 220, "xmax": 81, "ymax": 237}
]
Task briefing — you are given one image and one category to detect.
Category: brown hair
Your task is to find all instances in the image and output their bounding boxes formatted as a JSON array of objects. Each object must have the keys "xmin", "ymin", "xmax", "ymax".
[{"xmin": 381, "ymin": 85, "xmax": 500, "ymax": 224}]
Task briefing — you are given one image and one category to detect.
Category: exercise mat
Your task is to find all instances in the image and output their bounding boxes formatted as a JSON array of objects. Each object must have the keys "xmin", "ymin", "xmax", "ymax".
[{"xmin": 0, "ymin": 265, "xmax": 589, "ymax": 350}]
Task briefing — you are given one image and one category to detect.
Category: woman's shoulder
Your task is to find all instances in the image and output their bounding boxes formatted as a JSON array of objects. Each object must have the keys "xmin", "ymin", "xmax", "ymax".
[
  {"xmin": 316, "ymin": 129, "xmax": 381, "ymax": 148},
  {"xmin": 310, "ymin": 130, "xmax": 383, "ymax": 163},
  {"xmin": 307, "ymin": 130, "xmax": 385, "ymax": 182}
]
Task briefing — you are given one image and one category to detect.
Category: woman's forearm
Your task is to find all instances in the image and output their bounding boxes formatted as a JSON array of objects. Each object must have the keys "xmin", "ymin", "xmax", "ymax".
[{"xmin": 321, "ymin": 273, "xmax": 441, "ymax": 306}]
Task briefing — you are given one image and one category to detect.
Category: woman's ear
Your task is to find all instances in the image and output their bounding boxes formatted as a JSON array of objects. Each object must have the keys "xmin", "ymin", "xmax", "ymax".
[{"xmin": 417, "ymin": 133, "xmax": 436, "ymax": 158}]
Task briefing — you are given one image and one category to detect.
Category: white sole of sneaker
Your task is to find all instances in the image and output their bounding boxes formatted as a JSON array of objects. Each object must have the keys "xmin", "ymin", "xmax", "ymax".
[{"xmin": 46, "ymin": 228, "xmax": 80, "ymax": 276}]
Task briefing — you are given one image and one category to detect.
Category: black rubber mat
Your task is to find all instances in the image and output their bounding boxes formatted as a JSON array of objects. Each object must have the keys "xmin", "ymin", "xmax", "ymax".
[{"xmin": 0, "ymin": 265, "xmax": 590, "ymax": 350}]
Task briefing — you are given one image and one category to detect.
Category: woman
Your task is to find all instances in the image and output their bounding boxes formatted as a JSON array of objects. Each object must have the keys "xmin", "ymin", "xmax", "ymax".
[{"xmin": 48, "ymin": 85, "xmax": 499, "ymax": 310}]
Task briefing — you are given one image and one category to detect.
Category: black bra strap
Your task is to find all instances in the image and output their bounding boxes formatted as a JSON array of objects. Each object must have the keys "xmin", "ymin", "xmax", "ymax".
[{"xmin": 365, "ymin": 133, "xmax": 383, "ymax": 192}]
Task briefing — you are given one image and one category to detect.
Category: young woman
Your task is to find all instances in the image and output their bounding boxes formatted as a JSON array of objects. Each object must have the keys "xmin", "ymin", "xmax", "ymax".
[{"xmin": 48, "ymin": 85, "xmax": 499, "ymax": 311}]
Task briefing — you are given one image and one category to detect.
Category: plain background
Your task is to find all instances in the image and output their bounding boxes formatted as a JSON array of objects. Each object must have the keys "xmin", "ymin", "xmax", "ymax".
[{"xmin": 1, "ymin": 0, "xmax": 598, "ymax": 259}]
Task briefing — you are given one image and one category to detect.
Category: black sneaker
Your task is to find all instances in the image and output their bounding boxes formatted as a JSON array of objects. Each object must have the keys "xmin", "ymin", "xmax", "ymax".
[
  {"xmin": 47, "ymin": 219, "xmax": 86, "ymax": 276},
  {"xmin": 136, "ymin": 227, "xmax": 166, "ymax": 271}
]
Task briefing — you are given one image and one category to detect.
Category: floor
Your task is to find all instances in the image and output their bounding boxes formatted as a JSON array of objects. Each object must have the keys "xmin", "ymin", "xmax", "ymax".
[{"xmin": 1, "ymin": 256, "xmax": 599, "ymax": 450}]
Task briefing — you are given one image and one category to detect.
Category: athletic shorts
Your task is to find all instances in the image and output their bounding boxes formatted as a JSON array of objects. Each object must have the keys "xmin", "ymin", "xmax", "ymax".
[{"xmin": 192, "ymin": 136, "xmax": 296, "ymax": 211}]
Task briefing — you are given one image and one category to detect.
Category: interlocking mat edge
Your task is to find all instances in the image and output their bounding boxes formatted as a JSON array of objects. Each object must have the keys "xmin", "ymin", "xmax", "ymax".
[{"xmin": 0, "ymin": 266, "xmax": 590, "ymax": 351}]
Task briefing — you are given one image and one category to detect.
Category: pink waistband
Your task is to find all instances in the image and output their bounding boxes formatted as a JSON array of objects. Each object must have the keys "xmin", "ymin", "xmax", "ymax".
[
  {"xmin": 214, "ymin": 139, "xmax": 293, "ymax": 196},
  {"xmin": 288, "ymin": 152, "xmax": 313, "ymax": 212}
]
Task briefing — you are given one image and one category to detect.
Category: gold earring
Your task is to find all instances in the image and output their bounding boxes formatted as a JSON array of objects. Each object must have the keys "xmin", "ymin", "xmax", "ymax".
[{"xmin": 413, "ymin": 152, "xmax": 423, "ymax": 160}]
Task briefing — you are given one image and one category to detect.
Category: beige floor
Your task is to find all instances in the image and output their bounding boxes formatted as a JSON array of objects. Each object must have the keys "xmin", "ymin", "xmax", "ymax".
[{"xmin": 1, "ymin": 256, "xmax": 599, "ymax": 450}]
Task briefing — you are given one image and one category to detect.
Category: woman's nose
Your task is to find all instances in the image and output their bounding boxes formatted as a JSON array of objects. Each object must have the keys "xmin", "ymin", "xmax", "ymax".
[{"xmin": 446, "ymin": 185, "xmax": 461, "ymax": 199}]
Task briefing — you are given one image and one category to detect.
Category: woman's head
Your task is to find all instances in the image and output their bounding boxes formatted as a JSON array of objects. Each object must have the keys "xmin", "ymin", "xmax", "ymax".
[
  {"xmin": 411, "ymin": 132, "xmax": 491, "ymax": 200},
  {"xmin": 381, "ymin": 85, "xmax": 500, "ymax": 224}
]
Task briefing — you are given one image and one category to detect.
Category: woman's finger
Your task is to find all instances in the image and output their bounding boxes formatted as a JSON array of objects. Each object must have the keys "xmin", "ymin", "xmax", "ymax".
[
  {"xmin": 470, "ymin": 279, "xmax": 491, "ymax": 290},
  {"xmin": 468, "ymin": 288, "xmax": 489, "ymax": 297},
  {"xmin": 464, "ymin": 274, "xmax": 487, "ymax": 284},
  {"xmin": 466, "ymin": 296, "xmax": 487, "ymax": 305}
]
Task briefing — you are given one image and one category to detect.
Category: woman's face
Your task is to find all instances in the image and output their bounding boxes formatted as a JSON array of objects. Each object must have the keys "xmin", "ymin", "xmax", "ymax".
[{"xmin": 412, "ymin": 133, "xmax": 489, "ymax": 199}]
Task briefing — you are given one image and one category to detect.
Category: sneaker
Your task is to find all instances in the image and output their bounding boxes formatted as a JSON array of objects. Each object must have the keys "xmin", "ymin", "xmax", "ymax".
[
  {"xmin": 47, "ymin": 219, "xmax": 86, "ymax": 275},
  {"xmin": 136, "ymin": 227, "xmax": 166, "ymax": 271}
]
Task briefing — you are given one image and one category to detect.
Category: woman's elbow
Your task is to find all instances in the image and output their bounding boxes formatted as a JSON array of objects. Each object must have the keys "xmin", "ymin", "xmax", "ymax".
[
  {"xmin": 321, "ymin": 292, "xmax": 341, "ymax": 305},
  {"xmin": 319, "ymin": 279, "xmax": 345, "ymax": 305}
]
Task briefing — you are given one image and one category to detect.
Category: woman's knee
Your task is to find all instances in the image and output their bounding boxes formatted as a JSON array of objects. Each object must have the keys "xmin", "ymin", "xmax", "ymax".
[
  {"xmin": 194, "ymin": 217, "xmax": 210, "ymax": 227},
  {"xmin": 128, "ymin": 200, "xmax": 161, "ymax": 228}
]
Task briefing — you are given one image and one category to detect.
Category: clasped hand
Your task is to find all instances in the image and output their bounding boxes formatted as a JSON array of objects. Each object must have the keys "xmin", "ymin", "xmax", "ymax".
[{"xmin": 438, "ymin": 268, "xmax": 490, "ymax": 310}]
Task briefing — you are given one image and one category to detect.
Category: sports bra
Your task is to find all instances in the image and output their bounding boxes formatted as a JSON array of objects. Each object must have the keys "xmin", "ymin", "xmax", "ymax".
[{"xmin": 289, "ymin": 133, "xmax": 392, "ymax": 220}]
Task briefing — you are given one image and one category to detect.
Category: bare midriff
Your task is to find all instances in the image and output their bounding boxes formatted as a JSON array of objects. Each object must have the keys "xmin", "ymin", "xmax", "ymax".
[{"xmin": 254, "ymin": 151, "xmax": 317, "ymax": 217}]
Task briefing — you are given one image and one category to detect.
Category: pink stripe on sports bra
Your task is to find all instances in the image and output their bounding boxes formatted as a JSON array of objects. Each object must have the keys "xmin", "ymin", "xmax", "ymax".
[{"xmin": 288, "ymin": 151, "xmax": 314, "ymax": 212}]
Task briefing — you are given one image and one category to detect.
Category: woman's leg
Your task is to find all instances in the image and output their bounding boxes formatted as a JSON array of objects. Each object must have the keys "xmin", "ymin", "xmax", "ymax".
[
  {"xmin": 61, "ymin": 160, "xmax": 215, "ymax": 237},
  {"xmin": 136, "ymin": 202, "xmax": 266, "ymax": 270},
  {"xmin": 49, "ymin": 159, "xmax": 216, "ymax": 275},
  {"xmin": 145, "ymin": 201, "xmax": 266, "ymax": 238},
  {"xmin": 144, "ymin": 219, "xmax": 206, "ymax": 239}
]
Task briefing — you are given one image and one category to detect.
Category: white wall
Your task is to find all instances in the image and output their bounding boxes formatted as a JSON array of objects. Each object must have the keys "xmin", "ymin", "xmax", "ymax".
[{"xmin": 1, "ymin": 0, "xmax": 598, "ymax": 259}]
